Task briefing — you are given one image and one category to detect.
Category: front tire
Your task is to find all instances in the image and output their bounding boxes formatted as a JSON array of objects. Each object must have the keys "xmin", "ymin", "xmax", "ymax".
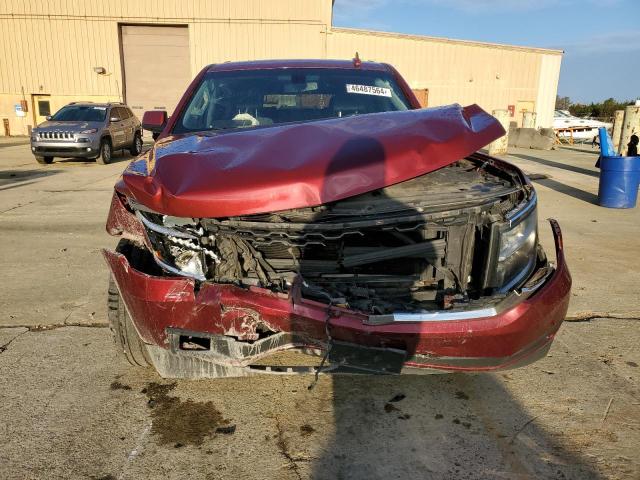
[
  {"xmin": 35, "ymin": 156, "xmax": 53, "ymax": 165},
  {"xmin": 96, "ymin": 138, "xmax": 112, "ymax": 165},
  {"xmin": 129, "ymin": 132, "xmax": 143, "ymax": 156},
  {"xmin": 108, "ymin": 276, "xmax": 151, "ymax": 367}
]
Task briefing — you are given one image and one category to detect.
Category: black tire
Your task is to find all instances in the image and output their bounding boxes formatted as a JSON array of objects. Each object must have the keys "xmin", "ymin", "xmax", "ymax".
[
  {"xmin": 108, "ymin": 276, "xmax": 151, "ymax": 367},
  {"xmin": 96, "ymin": 138, "xmax": 112, "ymax": 165},
  {"xmin": 129, "ymin": 132, "xmax": 143, "ymax": 156},
  {"xmin": 35, "ymin": 156, "xmax": 53, "ymax": 165}
]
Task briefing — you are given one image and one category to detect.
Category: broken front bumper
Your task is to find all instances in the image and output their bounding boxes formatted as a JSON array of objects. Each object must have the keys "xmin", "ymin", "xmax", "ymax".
[{"xmin": 103, "ymin": 219, "xmax": 571, "ymax": 378}]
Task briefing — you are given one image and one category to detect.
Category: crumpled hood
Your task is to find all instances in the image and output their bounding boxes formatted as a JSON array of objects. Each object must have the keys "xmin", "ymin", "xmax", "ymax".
[{"xmin": 121, "ymin": 104, "xmax": 504, "ymax": 218}]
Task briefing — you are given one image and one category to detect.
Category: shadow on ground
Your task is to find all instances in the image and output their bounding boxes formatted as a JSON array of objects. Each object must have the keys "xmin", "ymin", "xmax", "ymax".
[
  {"xmin": 0, "ymin": 169, "xmax": 62, "ymax": 191},
  {"xmin": 307, "ymin": 373, "xmax": 604, "ymax": 480},
  {"xmin": 532, "ymin": 177, "xmax": 599, "ymax": 205},
  {"xmin": 510, "ymin": 153, "xmax": 599, "ymax": 179},
  {"xmin": 53, "ymin": 148, "xmax": 136, "ymax": 166},
  {"xmin": 295, "ymin": 140, "xmax": 604, "ymax": 478},
  {"xmin": 558, "ymin": 146, "xmax": 600, "ymax": 156}
]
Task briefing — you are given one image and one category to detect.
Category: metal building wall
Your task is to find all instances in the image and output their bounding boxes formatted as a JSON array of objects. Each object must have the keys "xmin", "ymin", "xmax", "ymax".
[
  {"xmin": 0, "ymin": 0, "xmax": 330, "ymax": 135},
  {"xmin": 0, "ymin": 0, "xmax": 561, "ymax": 136},
  {"xmin": 0, "ymin": 0, "xmax": 330, "ymax": 95},
  {"xmin": 328, "ymin": 28, "xmax": 562, "ymax": 128},
  {"xmin": 535, "ymin": 54, "xmax": 563, "ymax": 129}
]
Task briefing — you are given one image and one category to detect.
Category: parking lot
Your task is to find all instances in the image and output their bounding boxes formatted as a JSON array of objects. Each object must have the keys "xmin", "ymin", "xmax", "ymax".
[{"xmin": 1, "ymin": 140, "xmax": 639, "ymax": 479}]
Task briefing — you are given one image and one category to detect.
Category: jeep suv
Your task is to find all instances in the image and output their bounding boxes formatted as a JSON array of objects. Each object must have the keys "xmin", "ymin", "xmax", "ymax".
[{"xmin": 31, "ymin": 102, "xmax": 143, "ymax": 165}]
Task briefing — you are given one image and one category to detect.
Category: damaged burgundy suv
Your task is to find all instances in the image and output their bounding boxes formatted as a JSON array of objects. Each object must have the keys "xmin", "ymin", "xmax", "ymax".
[{"xmin": 104, "ymin": 60, "xmax": 571, "ymax": 378}]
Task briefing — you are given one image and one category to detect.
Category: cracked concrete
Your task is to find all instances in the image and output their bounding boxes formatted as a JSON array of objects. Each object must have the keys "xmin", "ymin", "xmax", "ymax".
[
  {"xmin": 0, "ymin": 327, "xmax": 28, "ymax": 353},
  {"xmin": 0, "ymin": 143, "xmax": 134, "ymax": 329},
  {"xmin": 1, "ymin": 323, "xmax": 109, "ymax": 331},
  {"xmin": 0, "ymin": 321, "xmax": 638, "ymax": 479}
]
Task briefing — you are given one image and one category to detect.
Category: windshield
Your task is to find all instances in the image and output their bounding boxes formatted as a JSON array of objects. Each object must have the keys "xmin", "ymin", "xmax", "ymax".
[
  {"xmin": 51, "ymin": 105, "xmax": 107, "ymax": 122},
  {"xmin": 173, "ymin": 68, "xmax": 412, "ymax": 134}
]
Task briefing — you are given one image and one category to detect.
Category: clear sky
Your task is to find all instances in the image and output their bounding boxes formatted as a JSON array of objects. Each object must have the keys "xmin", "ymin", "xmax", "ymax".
[{"xmin": 332, "ymin": 0, "xmax": 640, "ymax": 104}]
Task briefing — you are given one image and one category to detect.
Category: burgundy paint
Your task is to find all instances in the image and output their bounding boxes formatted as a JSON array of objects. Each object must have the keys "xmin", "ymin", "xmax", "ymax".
[
  {"xmin": 106, "ymin": 60, "xmax": 571, "ymax": 372},
  {"xmin": 103, "ymin": 220, "xmax": 570, "ymax": 371},
  {"xmin": 141, "ymin": 110, "xmax": 167, "ymax": 132},
  {"xmin": 105, "ymin": 191, "xmax": 148, "ymax": 246},
  {"xmin": 121, "ymin": 104, "xmax": 504, "ymax": 218}
]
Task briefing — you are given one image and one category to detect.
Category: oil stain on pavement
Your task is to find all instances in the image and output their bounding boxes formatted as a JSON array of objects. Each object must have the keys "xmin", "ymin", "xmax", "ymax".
[{"xmin": 142, "ymin": 382, "xmax": 235, "ymax": 447}]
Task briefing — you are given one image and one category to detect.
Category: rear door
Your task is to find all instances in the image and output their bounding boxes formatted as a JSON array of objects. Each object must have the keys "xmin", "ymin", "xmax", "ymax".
[
  {"xmin": 120, "ymin": 107, "xmax": 135, "ymax": 146},
  {"xmin": 108, "ymin": 107, "xmax": 126, "ymax": 147}
]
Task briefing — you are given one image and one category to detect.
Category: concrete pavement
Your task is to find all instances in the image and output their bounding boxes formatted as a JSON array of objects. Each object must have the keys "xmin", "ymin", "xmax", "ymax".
[
  {"xmin": 1, "ymin": 320, "xmax": 638, "ymax": 479},
  {"xmin": 1, "ymin": 143, "xmax": 639, "ymax": 479}
]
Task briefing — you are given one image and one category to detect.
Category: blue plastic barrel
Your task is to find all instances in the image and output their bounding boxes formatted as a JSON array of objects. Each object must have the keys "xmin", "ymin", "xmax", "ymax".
[{"xmin": 598, "ymin": 155, "xmax": 640, "ymax": 208}]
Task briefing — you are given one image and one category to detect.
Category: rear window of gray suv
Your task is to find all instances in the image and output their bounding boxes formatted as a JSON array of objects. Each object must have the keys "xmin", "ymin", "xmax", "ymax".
[{"xmin": 50, "ymin": 105, "xmax": 107, "ymax": 122}]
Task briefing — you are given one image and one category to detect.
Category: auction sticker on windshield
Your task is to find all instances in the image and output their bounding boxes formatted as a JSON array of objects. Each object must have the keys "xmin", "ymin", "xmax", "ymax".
[{"xmin": 346, "ymin": 84, "xmax": 392, "ymax": 97}]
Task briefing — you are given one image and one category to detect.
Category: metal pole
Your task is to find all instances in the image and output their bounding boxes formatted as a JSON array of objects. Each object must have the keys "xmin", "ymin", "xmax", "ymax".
[
  {"xmin": 612, "ymin": 109, "xmax": 624, "ymax": 153},
  {"xmin": 487, "ymin": 109, "xmax": 510, "ymax": 156},
  {"xmin": 619, "ymin": 105, "xmax": 640, "ymax": 155}
]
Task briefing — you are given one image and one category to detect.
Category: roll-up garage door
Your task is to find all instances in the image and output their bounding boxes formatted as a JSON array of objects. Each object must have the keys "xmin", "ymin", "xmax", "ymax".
[{"xmin": 120, "ymin": 25, "xmax": 191, "ymax": 118}]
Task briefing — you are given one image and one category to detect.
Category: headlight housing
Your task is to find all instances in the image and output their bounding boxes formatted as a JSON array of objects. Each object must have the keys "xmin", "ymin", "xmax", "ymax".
[
  {"xmin": 80, "ymin": 128, "xmax": 98, "ymax": 134},
  {"xmin": 486, "ymin": 196, "xmax": 538, "ymax": 292},
  {"xmin": 498, "ymin": 210, "xmax": 537, "ymax": 262},
  {"xmin": 131, "ymin": 202, "xmax": 213, "ymax": 281}
]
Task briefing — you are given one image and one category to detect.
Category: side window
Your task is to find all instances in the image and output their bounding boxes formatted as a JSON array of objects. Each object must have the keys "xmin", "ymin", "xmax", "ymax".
[
  {"xmin": 182, "ymin": 83, "xmax": 211, "ymax": 130},
  {"xmin": 121, "ymin": 107, "xmax": 132, "ymax": 119},
  {"xmin": 109, "ymin": 107, "xmax": 122, "ymax": 122}
]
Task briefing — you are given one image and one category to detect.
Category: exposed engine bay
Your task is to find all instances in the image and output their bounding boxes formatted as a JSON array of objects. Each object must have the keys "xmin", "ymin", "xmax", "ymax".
[{"xmin": 131, "ymin": 154, "xmax": 539, "ymax": 315}]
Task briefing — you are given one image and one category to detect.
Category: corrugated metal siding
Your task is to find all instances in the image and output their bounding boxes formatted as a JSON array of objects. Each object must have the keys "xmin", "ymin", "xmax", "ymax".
[
  {"xmin": 0, "ymin": 0, "xmax": 562, "ymax": 135},
  {"xmin": 328, "ymin": 28, "xmax": 557, "ymax": 126},
  {"xmin": 0, "ymin": 0, "xmax": 329, "ymax": 96},
  {"xmin": 190, "ymin": 23, "xmax": 326, "ymax": 68},
  {"xmin": 535, "ymin": 54, "xmax": 562, "ymax": 128}
]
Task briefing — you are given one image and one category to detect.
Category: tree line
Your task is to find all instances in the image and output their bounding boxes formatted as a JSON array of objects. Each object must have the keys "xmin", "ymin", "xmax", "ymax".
[{"xmin": 556, "ymin": 96, "xmax": 635, "ymax": 119}]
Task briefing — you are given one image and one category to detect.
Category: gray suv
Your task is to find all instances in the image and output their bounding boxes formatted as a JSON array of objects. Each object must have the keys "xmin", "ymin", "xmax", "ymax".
[{"xmin": 30, "ymin": 102, "xmax": 143, "ymax": 165}]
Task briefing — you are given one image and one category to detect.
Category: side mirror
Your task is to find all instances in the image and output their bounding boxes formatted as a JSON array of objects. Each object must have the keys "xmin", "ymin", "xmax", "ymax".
[
  {"xmin": 109, "ymin": 116, "xmax": 119, "ymax": 123},
  {"xmin": 142, "ymin": 110, "xmax": 168, "ymax": 134},
  {"xmin": 45, "ymin": 115, "xmax": 51, "ymax": 121}
]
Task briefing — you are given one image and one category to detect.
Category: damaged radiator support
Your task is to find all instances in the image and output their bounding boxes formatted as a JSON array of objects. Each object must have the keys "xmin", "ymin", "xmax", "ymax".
[
  {"xmin": 341, "ymin": 239, "xmax": 445, "ymax": 268},
  {"xmin": 135, "ymin": 158, "xmax": 524, "ymax": 314}
]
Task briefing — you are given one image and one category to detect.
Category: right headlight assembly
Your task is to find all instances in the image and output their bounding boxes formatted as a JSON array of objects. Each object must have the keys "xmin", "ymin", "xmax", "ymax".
[
  {"xmin": 129, "ymin": 200, "xmax": 214, "ymax": 281},
  {"xmin": 487, "ymin": 195, "xmax": 539, "ymax": 292}
]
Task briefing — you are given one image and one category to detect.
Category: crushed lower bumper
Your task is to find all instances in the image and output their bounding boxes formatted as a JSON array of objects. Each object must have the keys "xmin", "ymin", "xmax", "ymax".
[{"xmin": 103, "ymin": 220, "xmax": 571, "ymax": 378}]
